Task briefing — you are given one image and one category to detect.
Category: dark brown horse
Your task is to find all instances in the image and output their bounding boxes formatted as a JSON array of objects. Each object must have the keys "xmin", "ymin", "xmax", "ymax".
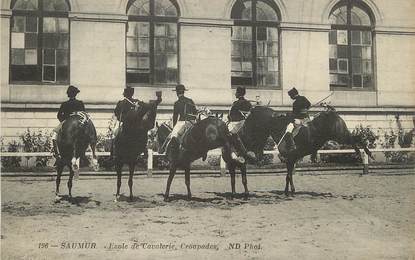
[
  {"xmin": 55, "ymin": 112, "xmax": 99, "ymax": 201},
  {"xmin": 229, "ymin": 105, "xmax": 373, "ymax": 197},
  {"xmin": 276, "ymin": 105, "xmax": 373, "ymax": 195},
  {"xmin": 113, "ymin": 95, "xmax": 161, "ymax": 201},
  {"xmin": 156, "ymin": 116, "xmax": 248, "ymax": 201}
]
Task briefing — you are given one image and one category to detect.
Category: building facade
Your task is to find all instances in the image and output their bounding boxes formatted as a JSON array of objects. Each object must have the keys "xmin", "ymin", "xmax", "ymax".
[{"xmin": 1, "ymin": 0, "xmax": 414, "ymax": 143}]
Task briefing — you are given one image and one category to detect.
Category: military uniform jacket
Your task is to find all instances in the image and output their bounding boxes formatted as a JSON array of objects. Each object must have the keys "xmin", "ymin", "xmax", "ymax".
[
  {"xmin": 57, "ymin": 98, "xmax": 85, "ymax": 122},
  {"xmin": 114, "ymin": 98, "xmax": 141, "ymax": 122},
  {"xmin": 229, "ymin": 97, "xmax": 252, "ymax": 122},
  {"xmin": 173, "ymin": 96, "xmax": 197, "ymax": 126},
  {"xmin": 292, "ymin": 95, "xmax": 311, "ymax": 119}
]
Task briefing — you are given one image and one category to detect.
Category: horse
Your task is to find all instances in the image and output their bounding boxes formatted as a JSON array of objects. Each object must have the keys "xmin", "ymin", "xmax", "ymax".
[
  {"xmin": 156, "ymin": 115, "xmax": 248, "ymax": 201},
  {"xmin": 228, "ymin": 105, "xmax": 374, "ymax": 197},
  {"xmin": 113, "ymin": 97, "xmax": 161, "ymax": 202},
  {"xmin": 276, "ymin": 104, "xmax": 374, "ymax": 195},
  {"xmin": 55, "ymin": 112, "xmax": 99, "ymax": 200}
]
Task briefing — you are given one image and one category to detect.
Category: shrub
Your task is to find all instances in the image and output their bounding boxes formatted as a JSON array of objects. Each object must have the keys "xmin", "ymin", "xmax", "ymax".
[
  {"xmin": 1, "ymin": 138, "xmax": 22, "ymax": 170},
  {"xmin": 379, "ymin": 130, "xmax": 414, "ymax": 163},
  {"xmin": 20, "ymin": 129, "xmax": 52, "ymax": 167}
]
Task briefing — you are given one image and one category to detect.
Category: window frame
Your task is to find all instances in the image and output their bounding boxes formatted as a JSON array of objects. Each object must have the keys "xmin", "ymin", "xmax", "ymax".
[
  {"xmin": 126, "ymin": 0, "xmax": 180, "ymax": 87},
  {"xmin": 9, "ymin": 0, "xmax": 71, "ymax": 85},
  {"xmin": 329, "ymin": 0, "xmax": 375, "ymax": 91},
  {"xmin": 231, "ymin": 0, "xmax": 281, "ymax": 89}
]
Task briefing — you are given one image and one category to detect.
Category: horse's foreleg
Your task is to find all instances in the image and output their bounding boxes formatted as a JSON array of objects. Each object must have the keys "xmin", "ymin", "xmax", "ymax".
[
  {"xmin": 164, "ymin": 166, "xmax": 176, "ymax": 202},
  {"xmin": 115, "ymin": 162, "xmax": 122, "ymax": 202},
  {"xmin": 285, "ymin": 160, "xmax": 296, "ymax": 196},
  {"xmin": 241, "ymin": 164, "xmax": 249, "ymax": 200},
  {"xmin": 228, "ymin": 163, "xmax": 236, "ymax": 198},
  {"xmin": 184, "ymin": 165, "xmax": 192, "ymax": 200},
  {"xmin": 128, "ymin": 162, "xmax": 135, "ymax": 201},
  {"xmin": 90, "ymin": 142, "xmax": 99, "ymax": 171},
  {"xmin": 68, "ymin": 167, "xmax": 74, "ymax": 198}
]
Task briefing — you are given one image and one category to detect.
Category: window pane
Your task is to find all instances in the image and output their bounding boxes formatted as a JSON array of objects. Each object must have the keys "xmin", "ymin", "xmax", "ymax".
[
  {"xmin": 138, "ymin": 23, "xmax": 149, "ymax": 36},
  {"xmin": 337, "ymin": 45, "xmax": 347, "ymax": 58},
  {"xmin": 43, "ymin": 0, "xmax": 69, "ymax": 11},
  {"xmin": 362, "ymin": 31, "xmax": 372, "ymax": 45},
  {"xmin": 25, "ymin": 33, "xmax": 38, "ymax": 48},
  {"xmin": 232, "ymin": 57, "xmax": 242, "ymax": 71},
  {"xmin": 166, "ymin": 24, "xmax": 177, "ymax": 37},
  {"xmin": 329, "ymin": 45, "xmax": 337, "ymax": 59},
  {"xmin": 11, "ymin": 33, "xmax": 25, "ymax": 48},
  {"xmin": 154, "ymin": 55, "xmax": 166, "ymax": 68},
  {"xmin": 338, "ymin": 74, "xmax": 349, "ymax": 85},
  {"xmin": 257, "ymin": 27, "xmax": 267, "ymax": 41},
  {"xmin": 43, "ymin": 34, "xmax": 58, "ymax": 48},
  {"xmin": 155, "ymin": 24, "xmax": 166, "ymax": 36},
  {"xmin": 56, "ymin": 18, "xmax": 69, "ymax": 33},
  {"xmin": 267, "ymin": 42, "xmax": 278, "ymax": 56},
  {"xmin": 330, "ymin": 74, "xmax": 338, "ymax": 84},
  {"xmin": 11, "ymin": 65, "xmax": 41, "ymax": 81},
  {"xmin": 138, "ymin": 57, "xmax": 150, "ymax": 69},
  {"xmin": 362, "ymin": 47, "xmax": 371, "ymax": 59},
  {"xmin": 329, "ymin": 6, "xmax": 347, "ymax": 25},
  {"xmin": 43, "ymin": 18, "xmax": 56, "ymax": 33},
  {"xmin": 231, "ymin": 0, "xmax": 252, "ymax": 20},
  {"xmin": 329, "ymin": 59, "xmax": 337, "ymax": 72},
  {"xmin": 242, "ymin": 61, "xmax": 252, "ymax": 72},
  {"xmin": 127, "ymin": 72, "xmax": 150, "ymax": 83},
  {"xmin": 13, "ymin": 0, "xmax": 38, "ymax": 10},
  {"xmin": 56, "ymin": 66, "xmax": 68, "ymax": 82},
  {"xmin": 57, "ymin": 34, "xmax": 68, "ymax": 49},
  {"xmin": 155, "ymin": 38, "xmax": 166, "ymax": 52},
  {"xmin": 12, "ymin": 16, "xmax": 26, "ymax": 32},
  {"xmin": 329, "ymin": 30, "xmax": 337, "ymax": 44},
  {"xmin": 267, "ymin": 28, "xmax": 278, "ymax": 41},
  {"xmin": 352, "ymin": 46, "xmax": 362, "ymax": 58},
  {"xmin": 56, "ymin": 49, "xmax": 68, "ymax": 66},
  {"xmin": 351, "ymin": 31, "xmax": 361, "ymax": 45},
  {"xmin": 138, "ymin": 38, "xmax": 149, "ymax": 53},
  {"xmin": 351, "ymin": 6, "xmax": 371, "ymax": 26},
  {"xmin": 165, "ymin": 39, "xmax": 176, "ymax": 52},
  {"xmin": 155, "ymin": 0, "xmax": 178, "ymax": 17},
  {"xmin": 25, "ymin": 49, "xmax": 37, "ymax": 65},
  {"xmin": 363, "ymin": 75, "xmax": 372, "ymax": 88},
  {"xmin": 352, "ymin": 74, "xmax": 362, "ymax": 87},
  {"xmin": 338, "ymin": 59, "xmax": 348, "ymax": 73},
  {"xmin": 166, "ymin": 69, "xmax": 178, "ymax": 83},
  {"xmin": 256, "ymin": 0, "xmax": 278, "ymax": 21},
  {"xmin": 257, "ymin": 41, "xmax": 266, "ymax": 56},
  {"xmin": 127, "ymin": 56, "xmax": 138, "ymax": 68},
  {"xmin": 362, "ymin": 60, "xmax": 372, "ymax": 74},
  {"xmin": 127, "ymin": 37, "xmax": 138, "ymax": 52},
  {"xmin": 25, "ymin": 16, "xmax": 38, "ymax": 33},
  {"xmin": 352, "ymin": 59, "xmax": 362, "ymax": 74},
  {"xmin": 337, "ymin": 30, "xmax": 348, "ymax": 45},
  {"xmin": 266, "ymin": 73, "xmax": 277, "ymax": 85},
  {"xmin": 11, "ymin": 49, "xmax": 25, "ymax": 65},
  {"xmin": 127, "ymin": 22, "xmax": 138, "ymax": 37},
  {"xmin": 154, "ymin": 70, "xmax": 166, "ymax": 83},
  {"xmin": 267, "ymin": 57, "xmax": 278, "ymax": 71},
  {"xmin": 43, "ymin": 65, "xmax": 55, "ymax": 81},
  {"xmin": 128, "ymin": 0, "xmax": 150, "ymax": 16},
  {"xmin": 44, "ymin": 49, "xmax": 55, "ymax": 64}
]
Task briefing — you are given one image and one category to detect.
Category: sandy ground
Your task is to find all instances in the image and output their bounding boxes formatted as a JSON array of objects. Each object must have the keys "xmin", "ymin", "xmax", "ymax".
[{"xmin": 1, "ymin": 172, "xmax": 415, "ymax": 260}]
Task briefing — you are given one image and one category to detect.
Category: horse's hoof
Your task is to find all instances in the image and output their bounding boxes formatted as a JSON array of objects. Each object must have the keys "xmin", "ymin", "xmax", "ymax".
[
  {"xmin": 54, "ymin": 195, "xmax": 61, "ymax": 203},
  {"xmin": 114, "ymin": 195, "xmax": 120, "ymax": 202},
  {"xmin": 164, "ymin": 197, "xmax": 170, "ymax": 202},
  {"xmin": 186, "ymin": 196, "xmax": 192, "ymax": 201},
  {"xmin": 284, "ymin": 191, "xmax": 289, "ymax": 196}
]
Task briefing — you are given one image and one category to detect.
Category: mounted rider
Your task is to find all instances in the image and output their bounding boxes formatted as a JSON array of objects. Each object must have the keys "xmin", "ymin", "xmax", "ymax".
[
  {"xmin": 52, "ymin": 85, "xmax": 85, "ymax": 159},
  {"xmin": 113, "ymin": 86, "xmax": 144, "ymax": 133},
  {"xmin": 159, "ymin": 84, "xmax": 197, "ymax": 154},
  {"xmin": 285, "ymin": 87, "xmax": 311, "ymax": 149},
  {"xmin": 228, "ymin": 87, "xmax": 255, "ymax": 162}
]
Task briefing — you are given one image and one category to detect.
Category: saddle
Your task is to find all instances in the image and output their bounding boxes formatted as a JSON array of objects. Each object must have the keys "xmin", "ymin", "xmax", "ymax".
[
  {"xmin": 292, "ymin": 117, "xmax": 311, "ymax": 138},
  {"xmin": 70, "ymin": 111, "xmax": 91, "ymax": 125}
]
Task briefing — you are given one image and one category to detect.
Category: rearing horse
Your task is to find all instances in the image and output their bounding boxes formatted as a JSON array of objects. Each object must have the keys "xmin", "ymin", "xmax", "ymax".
[
  {"xmin": 55, "ymin": 112, "xmax": 99, "ymax": 200},
  {"xmin": 113, "ymin": 96, "xmax": 161, "ymax": 201}
]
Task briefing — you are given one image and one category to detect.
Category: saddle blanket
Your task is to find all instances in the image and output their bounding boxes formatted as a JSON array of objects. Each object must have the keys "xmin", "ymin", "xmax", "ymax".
[{"xmin": 70, "ymin": 111, "xmax": 91, "ymax": 125}]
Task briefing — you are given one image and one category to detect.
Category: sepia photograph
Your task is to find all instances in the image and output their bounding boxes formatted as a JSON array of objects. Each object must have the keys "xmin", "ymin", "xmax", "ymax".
[{"xmin": 1, "ymin": 0, "xmax": 414, "ymax": 259}]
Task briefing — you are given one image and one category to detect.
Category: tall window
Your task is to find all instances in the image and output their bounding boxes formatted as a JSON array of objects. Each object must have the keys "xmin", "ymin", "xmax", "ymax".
[
  {"xmin": 231, "ymin": 0, "xmax": 280, "ymax": 88},
  {"xmin": 126, "ymin": 0, "xmax": 179, "ymax": 85},
  {"xmin": 10, "ymin": 0, "xmax": 70, "ymax": 83},
  {"xmin": 329, "ymin": 1, "xmax": 374, "ymax": 89}
]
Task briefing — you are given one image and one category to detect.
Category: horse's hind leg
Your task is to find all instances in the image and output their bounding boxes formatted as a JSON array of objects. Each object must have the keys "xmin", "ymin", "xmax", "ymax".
[
  {"xmin": 128, "ymin": 162, "xmax": 135, "ymax": 201},
  {"xmin": 68, "ymin": 166, "xmax": 74, "ymax": 198},
  {"xmin": 184, "ymin": 164, "xmax": 192, "ymax": 200},
  {"xmin": 164, "ymin": 165, "xmax": 176, "ymax": 202},
  {"xmin": 55, "ymin": 163, "xmax": 64, "ymax": 201},
  {"xmin": 229, "ymin": 163, "xmax": 236, "ymax": 198},
  {"xmin": 115, "ymin": 162, "xmax": 122, "ymax": 202},
  {"xmin": 241, "ymin": 164, "xmax": 249, "ymax": 200}
]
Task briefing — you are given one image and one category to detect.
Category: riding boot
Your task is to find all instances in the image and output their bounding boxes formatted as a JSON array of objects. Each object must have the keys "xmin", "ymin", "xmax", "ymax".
[
  {"xmin": 286, "ymin": 133, "xmax": 296, "ymax": 153},
  {"xmin": 52, "ymin": 139, "xmax": 61, "ymax": 165}
]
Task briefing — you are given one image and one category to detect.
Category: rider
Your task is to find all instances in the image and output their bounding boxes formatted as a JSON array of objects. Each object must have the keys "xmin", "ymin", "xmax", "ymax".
[
  {"xmin": 285, "ymin": 87, "xmax": 311, "ymax": 149},
  {"xmin": 113, "ymin": 85, "xmax": 141, "ymax": 132},
  {"xmin": 228, "ymin": 87, "xmax": 255, "ymax": 162},
  {"xmin": 159, "ymin": 84, "xmax": 197, "ymax": 153},
  {"xmin": 52, "ymin": 85, "xmax": 85, "ymax": 159}
]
